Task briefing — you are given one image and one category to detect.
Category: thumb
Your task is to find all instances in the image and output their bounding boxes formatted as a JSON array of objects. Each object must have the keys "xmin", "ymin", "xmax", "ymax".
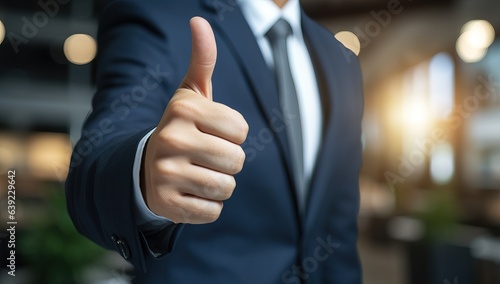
[{"xmin": 180, "ymin": 16, "xmax": 217, "ymax": 100}]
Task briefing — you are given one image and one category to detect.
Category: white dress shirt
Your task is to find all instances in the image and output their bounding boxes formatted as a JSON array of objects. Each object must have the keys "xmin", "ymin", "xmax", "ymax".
[
  {"xmin": 237, "ymin": 0, "xmax": 322, "ymax": 188},
  {"xmin": 133, "ymin": 0, "xmax": 323, "ymax": 227}
]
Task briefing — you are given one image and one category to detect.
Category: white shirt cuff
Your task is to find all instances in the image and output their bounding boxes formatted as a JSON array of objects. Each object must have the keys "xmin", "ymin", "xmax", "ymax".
[{"xmin": 132, "ymin": 128, "xmax": 174, "ymax": 227}]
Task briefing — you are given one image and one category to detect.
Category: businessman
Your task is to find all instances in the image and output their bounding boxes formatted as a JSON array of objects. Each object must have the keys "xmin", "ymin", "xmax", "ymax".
[{"xmin": 66, "ymin": 0, "xmax": 364, "ymax": 283}]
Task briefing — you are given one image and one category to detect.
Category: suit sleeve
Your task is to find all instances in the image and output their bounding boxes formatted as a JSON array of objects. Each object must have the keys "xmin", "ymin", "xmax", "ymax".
[{"xmin": 65, "ymin": 0, "xmax": 184, "ymax": 272}]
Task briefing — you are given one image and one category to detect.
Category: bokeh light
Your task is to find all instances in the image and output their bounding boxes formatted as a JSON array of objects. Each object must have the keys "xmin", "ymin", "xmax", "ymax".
[
  {"xmin": 430, "ymin": 143, "xmax": 455, "ymax": 184},
  {"xmin": 402, "ymin": 96, "xmax": 430, "ymax": 133},
  {"xmin": 0, "ymin": 20, "xmax": 5, "ymax": 45},
  {"xmin": 63, "ymin": 34, "xmax": 97, "ymax": 65},
  {"xmin": 456, "ymin": 19, "xmax": 495, "ymax": 63},
  {"xmin": 335, "ymin": 31, "xmax": 361, "ymax": 56},
  {"xmin": 461, "ymin": 20, "xmax": 495, "ymax": 49},
  {"xmin": 27, "ymin": 133, "xmax": 72, "ymax": 181},
  {"xmin": 456, "ymin": 32, "xmax": 488, "ymax": 63}
]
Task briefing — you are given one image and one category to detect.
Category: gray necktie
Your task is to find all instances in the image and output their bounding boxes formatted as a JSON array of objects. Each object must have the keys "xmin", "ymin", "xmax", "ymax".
[{"xmin": 266, "ymin": 18, "xmax": 305, "ymax": 210}]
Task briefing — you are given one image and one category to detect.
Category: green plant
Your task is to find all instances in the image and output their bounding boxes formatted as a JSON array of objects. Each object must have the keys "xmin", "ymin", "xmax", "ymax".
[
  {"xmin": 418, "ymin": 188, "xmax": 459, "ymax": 242},
  {"xmin": 19, "ymin": 187, "xmax": 105, "ymax": 284}
]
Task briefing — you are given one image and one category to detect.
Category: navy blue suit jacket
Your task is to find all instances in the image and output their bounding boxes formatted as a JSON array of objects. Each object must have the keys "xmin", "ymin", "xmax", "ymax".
[{"xmin": 66, "ymin": 0, "xmax": 364, "ymax": 283}]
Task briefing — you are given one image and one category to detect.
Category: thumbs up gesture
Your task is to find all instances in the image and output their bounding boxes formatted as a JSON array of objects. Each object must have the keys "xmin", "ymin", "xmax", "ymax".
[{"xmin": 142, "ymin": 17, "xmax": 249, "ymax": 224}]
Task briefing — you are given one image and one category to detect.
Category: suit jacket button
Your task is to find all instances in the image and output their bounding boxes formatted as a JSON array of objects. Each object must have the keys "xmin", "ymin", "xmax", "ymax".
[{"xmin": 112, "ymin": 236, "xmax": 131, "ymax": 260}]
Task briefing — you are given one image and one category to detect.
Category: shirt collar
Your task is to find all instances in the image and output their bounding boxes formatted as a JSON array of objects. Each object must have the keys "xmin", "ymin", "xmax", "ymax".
[{"xmin": 237, "ymin": 0, "xmax": 303, "ymax": 41}]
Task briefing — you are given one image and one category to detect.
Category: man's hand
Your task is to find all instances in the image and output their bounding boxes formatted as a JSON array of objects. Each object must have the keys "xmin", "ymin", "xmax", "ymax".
[{"xmin": 141, "ymin": 17, "xmax": 249, "ymax": 224}]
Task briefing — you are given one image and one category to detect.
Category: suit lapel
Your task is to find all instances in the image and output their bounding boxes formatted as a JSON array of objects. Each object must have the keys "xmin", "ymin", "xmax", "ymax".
[
  {"xmin": 201, "ymin": 3, "xmax": 356, "ymax": 227},
  {"xmin": 301, "ymin": 12, "xmax": 346, "ymax": 228},
  {"xmin": 201, "ymin": 0, "xmax": 296, "ymax": 196}
]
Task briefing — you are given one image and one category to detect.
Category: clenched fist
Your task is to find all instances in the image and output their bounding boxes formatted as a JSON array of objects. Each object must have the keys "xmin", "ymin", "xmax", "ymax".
[{"xmin": 141, "ymin": 17, "xmax": 249, "ymax": 224}]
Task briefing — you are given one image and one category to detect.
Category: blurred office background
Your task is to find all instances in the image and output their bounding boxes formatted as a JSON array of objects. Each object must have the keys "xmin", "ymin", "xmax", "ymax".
[{"xmin": 1, "ymin": 0, "xmax": 499, "ymax": 283}]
